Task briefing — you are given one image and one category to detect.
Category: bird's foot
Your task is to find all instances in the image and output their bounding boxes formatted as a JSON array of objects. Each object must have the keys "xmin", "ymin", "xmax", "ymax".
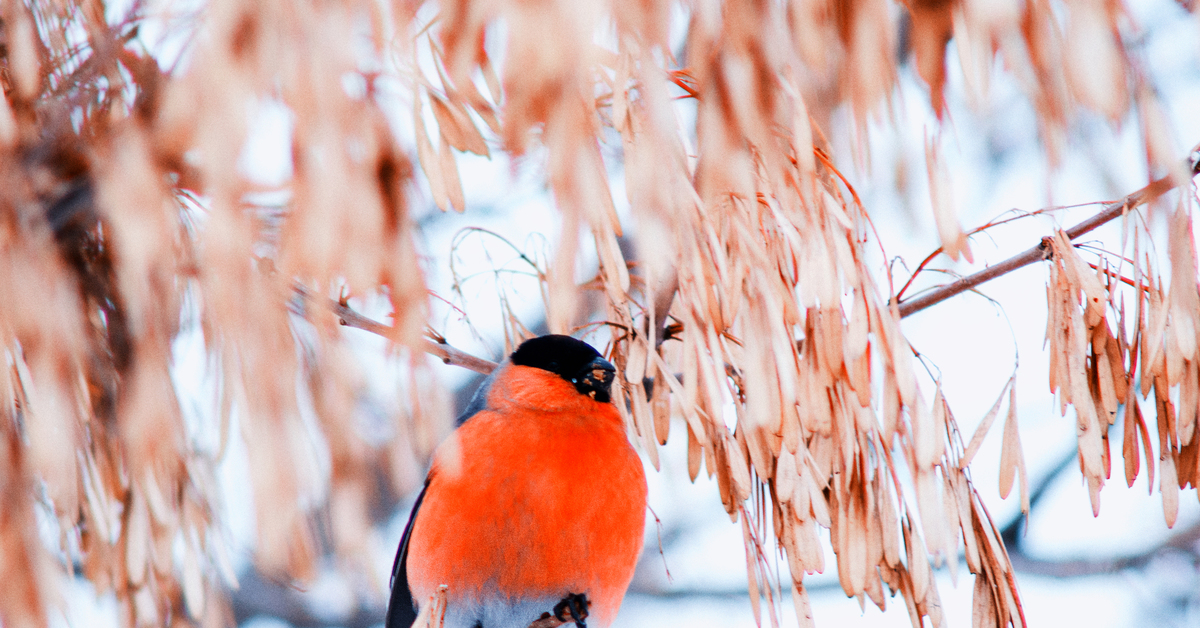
[{"xmin": 552, "ymin": 592, "xmax": 589, "ymax": 628}]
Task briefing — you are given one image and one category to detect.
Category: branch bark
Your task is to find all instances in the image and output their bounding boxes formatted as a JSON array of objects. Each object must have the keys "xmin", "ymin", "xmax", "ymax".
[
  {"xmin": 1004, "ymin": 518, "xmax": 1200, "ymax": 577},
  {"xmin": 291, "ymin": 284, "xmax": 498, "ymax": 374},
  {"xmin": 896, "ymin": 167, "xmax": 1193, "ymax": 319},
  {"xmin": 230, "ymin": 570, "xmax": 384, "ymax": 628}
]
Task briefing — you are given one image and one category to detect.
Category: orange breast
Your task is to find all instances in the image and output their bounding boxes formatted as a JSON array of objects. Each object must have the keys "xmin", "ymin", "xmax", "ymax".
[{"xmin": 406, "ymin": 366, "xmax": 648, "ymax": 627}]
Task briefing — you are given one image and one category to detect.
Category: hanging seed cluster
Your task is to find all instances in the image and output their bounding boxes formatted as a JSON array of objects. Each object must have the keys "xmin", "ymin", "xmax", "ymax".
[
  {"xmin": 1046, "ymin": 208, "xmax": 1200, "ymax": 527},
  {"xmin": 0, "ymin": 1, "xmax": 1189, "ymax": 628}
]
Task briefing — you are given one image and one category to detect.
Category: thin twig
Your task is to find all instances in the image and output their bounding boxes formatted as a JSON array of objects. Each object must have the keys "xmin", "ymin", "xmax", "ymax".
[
  {"xmin": 896, "ymin": 170, "xmax": 1186, "ymax": 319},
  {"xmin": 1083, "ymin": 260, "xmax": 1151, "ymax": 291},
  {"xmin": 292, "ymin": 284, "xmax": 498, "ymax": 374}
]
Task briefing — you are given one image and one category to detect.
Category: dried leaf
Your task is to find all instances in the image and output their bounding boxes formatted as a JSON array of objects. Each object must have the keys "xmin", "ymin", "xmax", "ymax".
[
  {"xmin": 480, "ymin": 49, "xmax": 503, "ymax": 105},
  {"xmin": 972, "ymin": 574, "xmax": 999, "ymax": 628},
  {"xmin": 1063, "ymin": 0, "xmax": 1127, "ymax": 120},
  {"xmin": 126, "ymin": 489, "xmax": 150, "ymax": 586},
  {"xmin": 726, "ymin": 430, "xmax": 753, "ymax": 503},
  {"xmin": 792, "ymin": 583, "xmax": 815, "ymax": 628},
  {"xmin": 998, "ymin": 385, "xmax": 1022, "ymax": 500},
  {"xmin": 961, "ymin": 377, "xmax": 1012, "ymax": 469},
  {"xmin": 1180, "ymin": 361, "xmax": 1197, "ymax": 446},
  {"xmin": 1105, "ymin": 325, "xmax": 1128, "ymax": 402},
  {"xmin": 846, "ymin": 491, "xmax": 867, "ymax": 595},
  {"xmin": 952, "ymin": 473, "xmax": 980, "ymax": 574},
  {"xmin": 1094, "ymin": 327, "xmax": 1118, "ymax": 420},
  {"xmin": 429, "ymin": 92, "xmax": 490, "ymax": 157},
  {"xmin": 651, "ymin": 367, "xmax": 671, "ymax": 446},
  {"xmin": 182, "ymin": 533, "xmax": 206, "ymax": 619},
  {"xmin": 413, "ymin": 94, "xmax": 449, "ymax": 211},
  {"xmin": 925, "ymin": 132, "xmax": 973, "ymax": 262},
  {"xmin": 903, "ymin": 515, "xmax": 931, "ymax": 604},
  {"xmin": 1161, "ymin": 452, "xmax": 1179, "ymax": 527},
  {"xmin": 909, "ymin": 1, "xmax": 954, "ymax": 115},
  {"xmin": 687, "ymin": 422, "xmax": 703, "ymax": 482},
  {"xmin": 915, "ymin": 469, "xmax": 945, "ymax": 566},
  {"xmin": 1136, "ymin": 398, "xmax": 1156, "ymax": 492},
  {"xmin": 438, "ymin": 134, "xmax": 465, "ymax": 212},
  {"xmin": 1123, "ymin": 392, "xmax": 1141, "ymax": 487}
]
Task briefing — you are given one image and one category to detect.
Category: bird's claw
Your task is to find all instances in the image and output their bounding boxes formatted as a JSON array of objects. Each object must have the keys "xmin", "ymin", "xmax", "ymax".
[{"xmin": 552, "ymin": 592, "xmax": 589, "ymax": 628}]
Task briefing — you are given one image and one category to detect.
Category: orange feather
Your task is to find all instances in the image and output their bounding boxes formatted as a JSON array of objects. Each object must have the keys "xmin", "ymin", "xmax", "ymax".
[{"xmin": 406, "ymin": 364, "xmax": 648, "ymax": 627}]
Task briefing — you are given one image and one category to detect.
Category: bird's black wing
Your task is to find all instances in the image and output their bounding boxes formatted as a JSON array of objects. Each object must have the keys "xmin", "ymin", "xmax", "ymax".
[
  {"xmin": 387, "ymin": 364, "xmax": 498, "ymax": 627},
  {"xmin": 385, "ymin": 481, "xmax": 428, "ymax": 628}
]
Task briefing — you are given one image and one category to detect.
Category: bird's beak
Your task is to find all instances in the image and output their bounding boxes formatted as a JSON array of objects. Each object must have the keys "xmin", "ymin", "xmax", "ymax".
[{"xmin": 576, "ymin": 357, "xmax": 616, "ymax": 402}]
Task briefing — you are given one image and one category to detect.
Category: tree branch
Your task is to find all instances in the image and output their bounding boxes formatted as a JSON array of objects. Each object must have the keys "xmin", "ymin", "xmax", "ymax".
[
  {"xmin": 896, "ymin": 166, "xmax": 1194, "ymax": 319},
  {"xmin": 1003, "ymin": 518, "xmax": 1200, "ymax": 577},
  {"xmin": 291, "ymin": 284, "xmax": 498, "ymax": 374},
  {"xmin": 230, "ymin": 570, "xmax": 384, "ymax": 628},
  {"xmin": 291, "ymin": 161, "xmax": 1200, "ymax": 369}
]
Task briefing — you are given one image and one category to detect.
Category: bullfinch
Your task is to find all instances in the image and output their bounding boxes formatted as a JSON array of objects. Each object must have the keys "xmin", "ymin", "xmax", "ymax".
[{"xmin": 386, "ymin": 335, "xmax": 648, "ymax": 628}]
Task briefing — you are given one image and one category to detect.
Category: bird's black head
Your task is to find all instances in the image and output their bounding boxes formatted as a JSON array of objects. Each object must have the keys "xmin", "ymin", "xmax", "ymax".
[{"xmin": 510, "ymin": 335, "xmax": 616, "ymax": 403}]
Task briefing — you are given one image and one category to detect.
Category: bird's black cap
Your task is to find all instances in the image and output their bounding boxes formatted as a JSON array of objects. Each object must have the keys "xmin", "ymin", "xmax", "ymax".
[{"xmin": 511, "ymin": 335, "xmax": 616, "ymax": 403}]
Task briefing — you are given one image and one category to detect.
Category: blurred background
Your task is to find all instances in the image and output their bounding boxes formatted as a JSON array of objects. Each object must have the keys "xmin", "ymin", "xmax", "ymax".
[{"xmin": 5, "ymin": 0, "xmax": 1200, "ymax": 627}]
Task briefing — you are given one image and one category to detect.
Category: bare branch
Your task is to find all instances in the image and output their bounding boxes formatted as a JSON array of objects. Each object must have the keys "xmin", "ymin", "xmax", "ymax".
[
  {"xmin": 896, "ymin": 167, "xmax": 1192, "ymax": 319},
  {"xmin": 230, "ymin": 571, "xmax": 384, "ymax": 628},
  {"xmin": 421, "ymin": 336, "xmax": 499, "ymax": 375},
  {"xmin": 1005, "ymin": 518, "xmax": 1200, "ymax": 577},
  {"xmin": 292, "ymin": 284, "xmax": 498, "ymax": 374}
]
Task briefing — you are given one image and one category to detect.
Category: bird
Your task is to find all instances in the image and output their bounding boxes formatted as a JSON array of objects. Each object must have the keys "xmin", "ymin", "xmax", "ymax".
[{"xmin": 386, "ymin": 334, "xmax": 648, "ymax": 628}]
